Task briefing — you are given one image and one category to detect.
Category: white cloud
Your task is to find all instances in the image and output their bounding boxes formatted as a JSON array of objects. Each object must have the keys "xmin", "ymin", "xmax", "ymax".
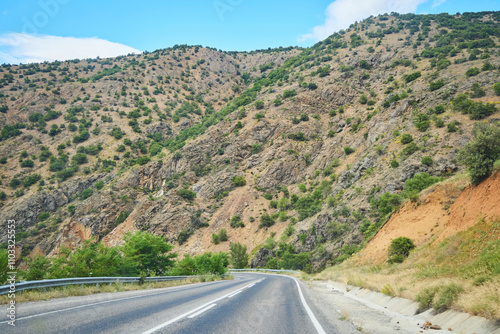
[
  {"xmin": 0, "ymin": 33, "xmax": 141, "ymax": 65},
  {"xmin": 299, "ymin": 0, "xmax": 429, "ymax": 42},
  {"xmin": 432, "ymin": 0, "xmax": 446, "ymax": 8}
]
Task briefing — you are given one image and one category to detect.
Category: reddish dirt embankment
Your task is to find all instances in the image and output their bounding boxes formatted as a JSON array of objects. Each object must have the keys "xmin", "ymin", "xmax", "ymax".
[{"xmin": 355, "ymin": 172, "xmax": 500, "ymax": 264}]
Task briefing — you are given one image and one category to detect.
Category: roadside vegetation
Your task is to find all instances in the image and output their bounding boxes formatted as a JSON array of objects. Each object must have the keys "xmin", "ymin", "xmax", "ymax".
[
  {"xmin": 317, "ymin": 217, "xmax": 500, "ymax": 319},
  {"xmin": 0, "ymin": 232, "xmax": 250, "ymax": 284}
]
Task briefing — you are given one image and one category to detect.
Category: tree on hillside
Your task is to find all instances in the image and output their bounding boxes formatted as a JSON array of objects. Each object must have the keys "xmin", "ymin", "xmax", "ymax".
[
  {"xmin": 24, "ymin": 256, "xmax": 51, "ymax": 280},
  {"xmin": 121, "ymin": 231, "xmax": 177, "ymax": 276},
  {"xmin": 457, "ymin": 123, "xmax": 500, "ymax": 185},
  {"xmin": 230, "ymin": 242, "xmax": 249, "ymax": 269},
  {"xmin": 49, "ymin": 241, "xmax": 123, "ymax": 278},
  {"xmin": 0, "ymin": 249, "xmax": 8, "ymax": 284}
]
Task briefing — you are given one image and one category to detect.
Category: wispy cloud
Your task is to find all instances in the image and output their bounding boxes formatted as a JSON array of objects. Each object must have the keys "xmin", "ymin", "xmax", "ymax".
[
  {"xmin": 299, "ymin": 0, "xmax": 429, "ymax": 42},
  {"xmin": 0, "ymin": 33, "xmax": 141, "ymax": 65},
  {"xmin": 432, "ymin": 0, "xmax": 446, "ymax": 8}
]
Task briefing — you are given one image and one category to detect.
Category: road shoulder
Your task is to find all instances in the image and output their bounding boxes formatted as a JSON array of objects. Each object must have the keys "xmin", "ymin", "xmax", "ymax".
[{"xmin": 303, "ymin": 279, "xmax": 500, "ymax": 334}]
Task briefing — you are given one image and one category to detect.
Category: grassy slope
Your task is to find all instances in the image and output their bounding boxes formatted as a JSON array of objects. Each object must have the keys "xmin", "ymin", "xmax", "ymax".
[{"xmin": 316, "ymin": 173, "xmax": 500, "ymax": 319}]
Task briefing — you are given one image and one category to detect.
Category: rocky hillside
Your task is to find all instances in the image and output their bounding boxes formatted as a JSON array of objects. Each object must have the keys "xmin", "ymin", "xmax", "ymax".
[{"xmin": 0, "ymin": 12, "xmax": 499, "ymax": 272}]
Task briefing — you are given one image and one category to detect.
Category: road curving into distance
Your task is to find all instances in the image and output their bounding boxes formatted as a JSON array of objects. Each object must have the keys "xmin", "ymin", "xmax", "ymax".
[{"xmin": 0, "ymin": 273, "xmax": 361, "ymax": 334}]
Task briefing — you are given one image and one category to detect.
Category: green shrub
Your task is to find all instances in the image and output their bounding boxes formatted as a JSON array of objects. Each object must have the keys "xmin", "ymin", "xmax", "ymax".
[
  {"xmin": 72, "ymin": 153, "xmax": 88, "ymax": 165},
  {"xmin": 494, "ymin": 82, "xmax": 500, "ymax": 96},
  {"xmin": 95, "ymin": 180, "xmax": 104, "ymax": 190},
  {"xmin": 434, "ymin": 283, "xmax": 464, "ymax": 311},
  {"xmin": 251, "ymin": 143, "xmax": 263, "ymax": 154},
  {"xmin": 283, "ymin": 90, "xmax": 297, "ymax": 98},
  {"xmin": 470, "ymin": 83, "xmax": 486, "ymax": 98},
  {"xmin": 494, "ymin": 159, "xmax": 500, "ymax": 172},
  {"xmin": 429, "ymin": 80, "xmax": 445, "ymax": 91},
  {"xmin": 212, "ymin": 233, "xmax": 220, "ymax": 245},
  {"xmin": 263, "ymin": 193, "xmax": 273, "ymax": 200},
  {"xmin": 359, "ymin": 59, "xmax": 371, "ymax": 69},
  {"xmin": 230, "ymin": 242, "xmax": 248, "ymax": 269},
  {"xmin": 373, "ymin": 192, "xmax": 401, "ymax": 216},
  {"xmin": 230, "ymin": 215, "xmax": 244, "ymax": 228},
  {"xmin": 178, "ymin": 189, "xmax": 196, "ymax": 200},
  {"xmin": 434, "ymin": 104, "xmax": 446, "ymax": 114},
  {"xmin": 115, "ymin": 211, "xmax": 130, "ymax": 226},
  {"xmin": 232, "ymin": 175, "xmax": 246, "ymax": 187},
  {"xmin": 359, "ymin": 94, "xmax": 368, "ymax": 104},
  {"xmin": 434, "ymin": 117, "xmax": 445, "ymax": 128},
  {"xmin": 457, "ymin": 123, "xmax": 500, "ymax": 184},
  {"xmin": 465, "ymin": 67, "xmax": 479, "ymax": 77},
  {"xmin": 218, "ymin": 229, "xmax": 228, "ymax": 242},
  {"xmin": 447, "ymin": 122, "xmax": 457, "ymax": 132},
  {"xmin": 178, "ymin": 230, "xmax": 193, "ymax": 245},
  {"xmin": 255, "ymin": 100, "xmax": 264, "ymax": 109},
  {"xmin": 81, "ymin": 188, "xmax": 94, "ymax": 200},
  {"xmin": 22, "ymin": 174, "xmax": 41, "ymax": 187},
  {"xmin": 64, "ymin": 205, "xmax": 75, "ymax": 217},
  {"xmin": 344, "ymin": 146, "xmax": 355, "ymax": 155},
  {"xmin": 421, "ymin": 156, "xmax": 433, "ymax": 166},
  {"xmin": 414, "ymin": 113, "xmax": 430, "ymax": 132},
  {"xmin": 388, "ymin": 237, "xmax": 415, "ymax": 263},
  {"xmin": 400, "ymin": 134, "xmax": 413, "ymax": 144},
  {"xmin": 402, "ymin": 142, "xmax": 419, "ymax": 156},
  {"xmin": 307, "ymin": 82, "xmax": 318, "ymax": 90},
  {"xmin": 38, "ymin": 212, "xmax": 50, "ymax": 221},
  {"xmin": 405, "ymin": 71, "xmax": 421, "ymax": 83},
  {"xmin": 298, "ymin": 184, "xmax": 307, "ymax": 192},
  {"xmin": 259, "ymin": 214, "xmax": 275, "ymax": 228},
  {"xmin": 416, "ymin": 286, "xmax": 440, "ymax": 310},
  {"xmin": 390, "ymin": 159, "xmax": 399, "ymax": 168},
  {"xmin": 20, "ymin": 159, "xmax": 34, "ymax": 168},
  {"xmin": 404, "ymin": 172, "xmax": 442, "ymax": 198}
]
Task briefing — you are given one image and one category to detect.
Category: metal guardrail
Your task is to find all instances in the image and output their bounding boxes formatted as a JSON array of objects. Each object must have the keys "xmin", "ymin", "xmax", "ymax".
[
  {"xmin": 0, "ymin": 270, "xmax": 297, "ymax": 295},
  {"xmin": 0, "ymin": 275, "xmax": 217, "ymax": 296},
  {"xmin": 229, "ymin": 269, "xmax": 299, "ymax": 274}
]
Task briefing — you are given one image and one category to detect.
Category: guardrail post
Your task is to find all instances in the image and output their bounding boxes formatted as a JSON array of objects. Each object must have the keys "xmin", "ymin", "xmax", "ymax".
[
  {"xmin": 96, "ymin": 283, "xmax": 99, "ymax": 288},
  {"xmin": 81, "ymin": 284, "xmax": 84, "ymax": 289}
]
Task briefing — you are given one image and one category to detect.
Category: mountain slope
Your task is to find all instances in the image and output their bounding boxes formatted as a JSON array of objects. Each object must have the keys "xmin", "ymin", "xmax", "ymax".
[{"xmin": 0, "ymin": 12, "xmax": 499, "ymax": 272}]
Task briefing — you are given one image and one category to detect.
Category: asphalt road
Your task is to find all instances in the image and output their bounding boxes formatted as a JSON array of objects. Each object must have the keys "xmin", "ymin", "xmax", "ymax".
[{"xmin": 0, "ymin": 273, "xmax": 360, "ymax": 334}]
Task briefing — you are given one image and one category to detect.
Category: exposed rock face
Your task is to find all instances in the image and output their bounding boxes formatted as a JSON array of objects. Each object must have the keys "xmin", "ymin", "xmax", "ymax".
[
  {"xmin": 146, "ymin": 122, "xmax": 172, "ymax": 136},
  {"xmin": 61, "ymin": 174, "xmax": 108, "ymax": 199},
  {"xmin": 0, "ymin": 190, "xmax": 67, "ymax": 233},
  {"xmin": 193, "ymin": 170, "xmax": 236, "ymax": 200},
  {"xmin": 336, "ymin": 156, "xmax": 375, "ymax": 190},
  {"xmin": 250, "ymin": 248, "xmax": 276, "ymax": 268}
]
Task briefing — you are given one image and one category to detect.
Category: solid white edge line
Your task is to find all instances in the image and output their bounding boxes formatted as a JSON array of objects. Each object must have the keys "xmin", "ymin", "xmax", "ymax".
[
  {"xmin": 187, "ymin": 303, "xmax": 217, "ymax": 319},
  {"xmin": 0, "ymin": 281, "xmax": 219, "ymax": 325},
  {"xmin": 232, "ymin": 272, "xmax": 326, "ymax": 334},
  {"xmin": 140, "ymin": 280, "xmax": 258, "ymax": 334},
  {"xmin": 291, "ymin": 277, "xmax": 326, "ymax": 334}
]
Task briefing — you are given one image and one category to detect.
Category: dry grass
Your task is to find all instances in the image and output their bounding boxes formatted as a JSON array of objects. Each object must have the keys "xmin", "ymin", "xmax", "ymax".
[
  {"xmin": 0, "ymin": 275, "xmax": 232, "ymax": 304},
  {"xmin": 316, "ymin": 219, "xmax": 500, "ymax": 320}
]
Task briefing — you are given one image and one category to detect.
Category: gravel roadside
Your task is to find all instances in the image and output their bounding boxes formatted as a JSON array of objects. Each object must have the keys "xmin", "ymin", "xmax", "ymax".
[{"xmin": 303, "ymin": 279, "xmax": 500, "ymax": 334}]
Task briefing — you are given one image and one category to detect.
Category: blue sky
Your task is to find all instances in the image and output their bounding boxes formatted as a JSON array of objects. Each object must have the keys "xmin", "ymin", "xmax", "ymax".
[{"xmin": 0, "ymin": 0, "xmax": 498, "ymax": 64}]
